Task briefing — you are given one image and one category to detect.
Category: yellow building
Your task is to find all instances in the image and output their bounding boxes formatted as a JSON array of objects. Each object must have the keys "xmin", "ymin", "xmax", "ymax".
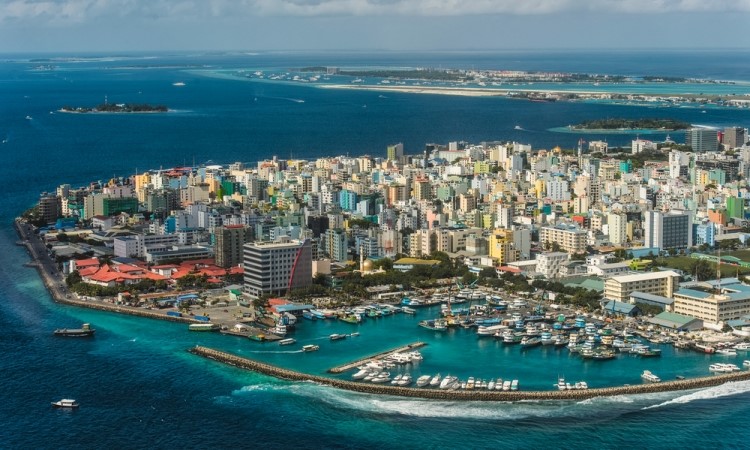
[{"xmin": 489, "ymin": 229, "xmax": 518, "ymax": 265}]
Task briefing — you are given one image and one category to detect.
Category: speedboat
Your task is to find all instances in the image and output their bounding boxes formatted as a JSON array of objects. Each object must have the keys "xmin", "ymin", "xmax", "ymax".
[
  {"xmin": 51, "ymin": 399, "xmax": 79, "ymax": 409},
  {"xmin": 397, "ymin": 374, "xmax": 412, "ymax": 386},
  {"xmin": 641, "ymin": 370, "xmax": 661, "ymax": 383},
  {"xmin": 439, "ymin": 375, "xmax": 457, "ymax": 390},
  {"xmin": 329, "ymin": 333, "xmax": 347, "ymax": 341}
]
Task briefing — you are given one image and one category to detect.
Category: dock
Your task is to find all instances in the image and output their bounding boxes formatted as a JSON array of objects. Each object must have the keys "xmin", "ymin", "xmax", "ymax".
[{"xmin": 327, "ymin": 341, "xmax": 426, "ymax": 374}]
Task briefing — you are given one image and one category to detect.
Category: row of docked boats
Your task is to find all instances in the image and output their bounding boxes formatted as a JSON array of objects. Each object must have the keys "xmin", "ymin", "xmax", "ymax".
[
  {"xmin": 556, "ymin": 377, "xmax": 589, "ymax": 390},
  {"xmin": 351, "ymin": 370, "xmax": 520, "ymax": 391},
  {"xmin": 709, "ymin": 363, "xmax": 742, "ymax": 373}
]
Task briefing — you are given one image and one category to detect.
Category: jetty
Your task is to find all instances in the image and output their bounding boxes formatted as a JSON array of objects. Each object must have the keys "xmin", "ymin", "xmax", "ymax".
[
  {"xmin": 327, "ymin": 342, "xmax": 426, "ymax": 374},
  {"xmin": 190, "ymin": 345, "xmax": 750, "ymax": 401}
]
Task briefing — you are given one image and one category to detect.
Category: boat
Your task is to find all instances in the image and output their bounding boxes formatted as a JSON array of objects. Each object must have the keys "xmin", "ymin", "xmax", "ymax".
[
  {"xmin": 477, "ymin": 324, "xmax": 507, "ymax": 336},
  {"xmin": 278, "ymin": 338, "xmax": 296, "ymax": 346},
  {"xmin": 709, "ymin": 363, "xmax": 740, "ymax": 373},
  {"xmin": 734, "ymin": 342, "xmax": 750, "ymax": 351},
  {"xmin": 502, "ymin": 380, "xmax": 511, "ymax": 391},
  {"xmin": 54, "ymin": 323, "xmax": 95, "ymax": 337},
  {"xmin": 717, "ymin": 348, "xmax": 738, "ymax": 356},
  {"xmin": 416, "ymin": 375, "xmax": 431, "ymax": 387},
  {"xmin": 25, "ymin": 115, "xmax": 32, "ymax": 120},
  {"xmin": 302, "ymin": 310, "xmax": 317, "ymax": 321},
  {"xmin": 371, "ymin": 372, "xmax": 391, "ymax": 383},
  {"xmin": 390, "ymin": 374, "xmax": 403, "ymax": 385},
  {"xmin": 188, "ymin": 323, "xmax": 220, "ymax": 332},
  {"xmin": 352, "ymin": 368, "xmax": 370, "ymax": 380},
  {"xmin": 429, "ymin": 374, "xmax": 441, "ymax": 387},
  {"xmin": 487, "ymin": 379, "xmax": 495, "ymax": 390},
  {"xmin": 636, "ymin": 347, "xmax": 662, "ymax": 357},
  {"xmin": 439, "ymin": 375, "xmax": 457, "ymax": 390},
  {"xmin": 557, "ymin": 377, "xmax": 567, "ymax": 390},
  {"xmin": 514, "ymin": 125, "xmax": 523, "ymax": 130},
  {"xmin": 302, "ymin": 344, "xmax": 319, "ymax": 352},
  {"xmin": 51, "ymin": 399, "xmax": 79, "ymax": 409},
  {"xmin": 329, "ymin": 333, "xmax": 347, "ymax": 341},
  {"xmin": 694, "ymin": 343, "xmax": 716, "ymax": 354},
  {"xmin": 743, "ymin": 360, "xmax": 750, "ymax": 368},
  {"xmin": 641, "ymin": 370, "xmax": 661, "ymax": 383},
  {"xmin": 172, "ymin": 82, "xmax": 186, "ymax": 86},
  {"xmin": 339, "ymin": 314, "xmax": 361, "ymax": 324},
  {"xmin": 402, "ymin": 306, "xmax": 417, "ymax": 315},
  {"xmin": 511, "ymin": 380, "xmax": 519, "ymax": 391},
  {"xmin": 273, "ymin": 323, "xmax": 287, "ymax": 336},
  {"xmin": 397, "ymin": 374, "xmax": 412, "ymax": 386},
  {"xmin": 418, "ymin": 319, "xmax": 448, "ymax": 331},
  {"xmin": 520, "ymin": 336, "xmax": 542, "ymax": 348}
]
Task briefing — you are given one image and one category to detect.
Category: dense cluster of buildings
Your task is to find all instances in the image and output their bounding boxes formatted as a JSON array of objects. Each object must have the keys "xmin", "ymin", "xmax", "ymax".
[{"xmin": 38, "ymin": 125, "xmax": 750, "ymax": 330}]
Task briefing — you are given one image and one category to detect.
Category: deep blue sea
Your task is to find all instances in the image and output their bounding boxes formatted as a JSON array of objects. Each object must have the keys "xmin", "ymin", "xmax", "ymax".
[{"xmin": 3, "ymin": 51, "xmax": 750, "ymax": 449}]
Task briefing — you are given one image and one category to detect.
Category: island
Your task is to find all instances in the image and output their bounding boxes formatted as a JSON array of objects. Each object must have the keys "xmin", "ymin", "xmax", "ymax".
[
  {"xmin": 60, "ymin": 103, "xmax": 168, "ymax": 113},
  {"xmin": 570, "ymin": 118, "xmax": 691, "ymax": 131}
]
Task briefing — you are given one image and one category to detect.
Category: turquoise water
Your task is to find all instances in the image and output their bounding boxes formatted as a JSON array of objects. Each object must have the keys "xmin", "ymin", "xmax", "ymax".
[{"xmin": 3, "ymin": 51, "xmax": 750, "ymax": 448}]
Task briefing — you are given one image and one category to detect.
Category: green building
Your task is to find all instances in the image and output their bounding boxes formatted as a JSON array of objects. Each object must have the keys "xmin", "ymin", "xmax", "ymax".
[{"xmin": 727, "ymin": 196, "xmax": 745, "ymax": 219}]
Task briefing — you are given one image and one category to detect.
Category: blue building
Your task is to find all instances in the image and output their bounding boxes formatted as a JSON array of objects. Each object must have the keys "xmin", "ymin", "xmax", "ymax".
[
  {"xmin": 339, "ymin": 189, "xmax": 358, "ymax": 211},
  {"xmin": 693, "ymin": 221, "xmax": 715, "ymax": 247}
]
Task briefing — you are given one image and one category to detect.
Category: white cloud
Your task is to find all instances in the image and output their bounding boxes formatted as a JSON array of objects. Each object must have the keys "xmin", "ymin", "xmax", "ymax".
[{"xmin": 2, "ymin": 0, "xmax": 750, "ymax": 23}]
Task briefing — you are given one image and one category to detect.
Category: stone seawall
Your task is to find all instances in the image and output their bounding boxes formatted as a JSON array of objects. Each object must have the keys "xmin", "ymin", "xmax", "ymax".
[
  {"xmin": 14, "ymin": 219, "xmax": 200, "ymax": 325},
  {"xmin": 190, "ymin": 345, "xmax": 750, "ymax": 401}
]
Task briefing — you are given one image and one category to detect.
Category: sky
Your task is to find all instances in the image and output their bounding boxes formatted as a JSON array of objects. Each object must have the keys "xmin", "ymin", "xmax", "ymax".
[{"xmin": 1, "ymin": 0, "xmax": 749, "ymax": 52}]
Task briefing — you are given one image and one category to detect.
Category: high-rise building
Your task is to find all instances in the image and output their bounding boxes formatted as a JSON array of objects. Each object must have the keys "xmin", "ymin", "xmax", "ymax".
[
  {"xmin": 386, "ymin": 143, "xmax": 404, "ymax": 161},
  {"xmin": 243, "ymin": 239, "xmax": 312, "ymax": 298},
  {"xmin": 607, "ymin": 213, "xmax": 627, "ymax": 245},
  {"xmin": 38, "ymin": 193, "xmax": 60, "ymax": 224},
  {"xmin": 685, "ymin": 128, "xmax": 719, "ymax": 152},
  {"xmin": 489, "ymin": 229, "xmax": 518, "ymax": 264},
  {"xmin": 723, "ymin": 127, "xmax": 747, "ymax": 149},
  {"xmin": 216, "ymin": 225, "xmax": 252, "ymax": 268},
  {"xmin": 644, "ymin": 210, "xmax": 693, "ymax": 250}
]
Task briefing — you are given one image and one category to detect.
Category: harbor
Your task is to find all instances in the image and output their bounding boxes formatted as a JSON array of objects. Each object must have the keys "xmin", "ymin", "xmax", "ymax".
[{"xmin": 190, "ymin": 345, "xmax": 750, "ymax": 401}]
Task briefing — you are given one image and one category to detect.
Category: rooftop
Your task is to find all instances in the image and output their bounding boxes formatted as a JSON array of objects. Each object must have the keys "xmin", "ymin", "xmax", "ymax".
[{"xmin": 608, "ymin": 270, "xmax": 680, "ymax": 284}]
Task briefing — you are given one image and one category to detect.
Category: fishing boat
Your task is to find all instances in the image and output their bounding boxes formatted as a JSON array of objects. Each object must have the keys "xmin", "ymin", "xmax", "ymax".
[
  {"xmin": 418, "ymin": 319, "xmax": 448, "ymax": 331},
  {"xmin": 694, "ymin": 343, "xmax": 716, "ymax": 354},
  {"xmin": 53, "ymin": 323, "xmax": 95, "ymax": 337},
  {"xmin": 278, "ymin": 338, "xmax": 296, "ymax": 346},
  {"xmin": 641, "ymin": 370, "xmax": 661, "ymax": 383},
  {"xmin": 302, "ymin": 344, "xmax": 319, "ymax": 352},
  {"xmin": 51, "ymin": 399, "xmax": 79, "ymax": 409}
]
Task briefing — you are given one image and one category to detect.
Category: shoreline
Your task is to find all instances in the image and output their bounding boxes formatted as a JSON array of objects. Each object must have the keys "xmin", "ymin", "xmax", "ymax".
[
  {"xmin": 190, "ymin": 345, "xmax": 750, "ymax": 401},
  {"xmin": 13, "ymin": 219, "xmax": 201, "ymax": 325}
]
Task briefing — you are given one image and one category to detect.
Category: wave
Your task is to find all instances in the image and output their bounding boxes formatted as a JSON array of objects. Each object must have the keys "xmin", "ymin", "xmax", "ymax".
[{"xmin": 642, "ymin": 380, "xmax": 750, "ymax": 410}]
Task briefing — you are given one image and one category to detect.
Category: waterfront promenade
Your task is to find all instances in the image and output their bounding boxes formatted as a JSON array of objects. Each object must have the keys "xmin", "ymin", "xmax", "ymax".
[
  {"xmin": 14, "ymin": 219, "xmax": 202, "ymax": 325},
  {"xmin": 190, "ymin": 345, "xmax": 750, "ymax": 401}
]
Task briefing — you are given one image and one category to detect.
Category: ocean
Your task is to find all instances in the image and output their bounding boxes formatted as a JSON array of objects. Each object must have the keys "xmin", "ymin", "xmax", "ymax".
[{"xmin": 2, "ymin": 51, "xmax": 750, "ymax": 449}]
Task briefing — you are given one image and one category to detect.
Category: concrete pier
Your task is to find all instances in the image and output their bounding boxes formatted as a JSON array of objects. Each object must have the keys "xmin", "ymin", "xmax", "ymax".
[
  {"xmin": 190, "ymin": 345, "xmax": 750, "ymax": 401},
  {"xmin": 327, "ymin": 342, "xmax": 427, "ymax": 374}
]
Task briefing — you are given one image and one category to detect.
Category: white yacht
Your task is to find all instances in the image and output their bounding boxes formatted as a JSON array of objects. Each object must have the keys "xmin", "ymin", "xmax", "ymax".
[
  {"xmin": 641, "ymin": 370, "xmax": 661, "ymax": 383},
  {"xmin": 416, "ymin": 375, "xmax": 431, "ymax": 387},
  {"xmin": 429, "ymin": 373, "xmax": 441, "ymax": 387}
]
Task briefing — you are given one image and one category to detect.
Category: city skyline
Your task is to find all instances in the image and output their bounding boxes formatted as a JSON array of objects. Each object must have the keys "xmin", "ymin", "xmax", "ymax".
[{"xmin": 2, "ymin": 0, "xmax": 750, "ymax": 52}]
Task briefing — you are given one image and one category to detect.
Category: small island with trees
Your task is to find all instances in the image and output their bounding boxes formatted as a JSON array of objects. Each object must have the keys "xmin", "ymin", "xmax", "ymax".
[
  {"xmin": 60, "ymin": 103, "xmax": 168, "ymax": 114},
  {"xmin": 571, "ymin": 118, "xmax": 691, "ymax": 131}
]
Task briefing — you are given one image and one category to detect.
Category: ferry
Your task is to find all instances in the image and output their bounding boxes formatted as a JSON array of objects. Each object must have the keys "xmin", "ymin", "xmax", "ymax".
[
  {"xmin": 278, "ymin": 338, "xmax": 296, "ymax": 346},
  {"xmin": 641, "ymin": 370, "xmax": 661, "ymax": 383},
  {"xmin": 54, "ymin": 323, "xmax": 95, "ymax": 337},
  {"xmin": 273, "ymin": 323, "xmax": 288, "ymax": 336},
  {"xmin": 188, "ymin": 323, "xmax": 220, "ymax": 332},
  {"xmin": 51, "ymin": 399, "xmax": 79, "ymax": 409},
  {"xmin": 302, "ymin": 344, "xmax": 319, "ymax": 352}
]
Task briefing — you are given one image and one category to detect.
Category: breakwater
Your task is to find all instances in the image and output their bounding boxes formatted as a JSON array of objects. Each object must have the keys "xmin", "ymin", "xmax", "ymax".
[
  {"xmin": 328, "ymin": 342, "xmax": 426, "ymax": 374},
  {"xmin": 14, "ymin": 219, "xmax": 201, "ymax": 325},
  {"xmin": 190, "ymin": 345, "xmax": 750, "ymax": 401}
]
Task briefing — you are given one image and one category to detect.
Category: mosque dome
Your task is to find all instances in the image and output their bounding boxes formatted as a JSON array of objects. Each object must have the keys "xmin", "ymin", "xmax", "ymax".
[{"xmin": 362, "ymin": 259, "xmax": 374, "ymax": 271}]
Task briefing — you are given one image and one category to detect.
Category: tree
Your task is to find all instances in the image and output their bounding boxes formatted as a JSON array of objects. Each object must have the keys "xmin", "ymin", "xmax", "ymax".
[
  {"xmin": 551, "ymin": 242, "xmax": 561, "ymax": 252},
  {"xmin": 479, "ymin": 267, "xmax": 498, "ymax": 279},
  {"xmin": 690, "ymin": 259, "xmax": 715, "ymax": 281}
]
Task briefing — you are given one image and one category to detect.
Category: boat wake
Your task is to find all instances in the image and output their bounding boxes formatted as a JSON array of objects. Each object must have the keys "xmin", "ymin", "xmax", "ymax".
[{"xmin": 642, "ymin": 380, "xmax": 750, "ymax": 410}]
